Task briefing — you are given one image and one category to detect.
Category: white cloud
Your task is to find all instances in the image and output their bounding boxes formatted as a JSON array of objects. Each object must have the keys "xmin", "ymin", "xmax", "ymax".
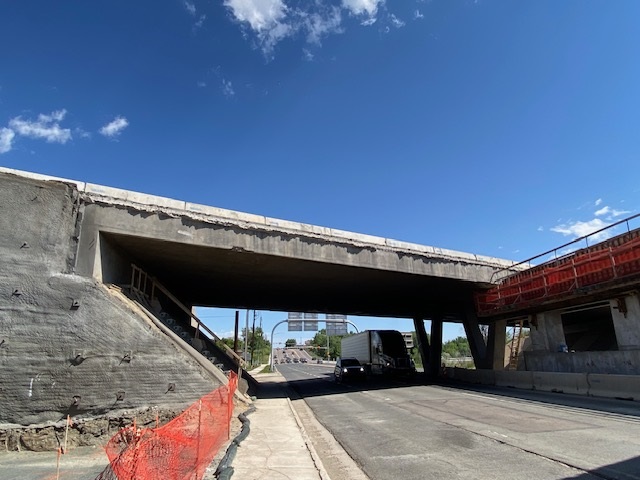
[
  {"xmin": 8, "ymin": 109, "xmax": 72, "ymax": 144},
  {"xmin": 75, "ymin": 127, "xmax": 92, "ymax": 139},
  {"xmin": 223, "ymin": 0, "xmax": 390, "ymax": 54},
  {"xmin": 99, "ymin": 116, "xmax": 129, "ymax": 137},
  {"xmin": 594, "ymin": 205, "xmax": 630, "ymax": 218},
  {"xmin": 197, "ymin": 81, "xmax": 207, "ymax": 87},
  {"xmin": 389, "ymin": 14, "xmax": 405, "ymax": 28},
  {"xmin": 303, "ymin": 7, "xmax": 343, "ymax": 45},
  {"xmin": 537, "ymin": 226, "xmax": 544, "ymax": 232},
  {"xmin": 224, "ymin": 0, "xmax": 292, "ymax": 53},
  {"xmin": 184, "ymin": 0, "xmax": 196, "ymax": 16},
  {"xmin": 215, "ymin": 330, "xmax": 236, "ymax": 338},
  {"xmin": 595, "ymin": 198, "xmax": 603, "ymax": 206},
  {"xmin": 414, "ymin": 9, "xmax": 424, "ymax": 19},
  {"xmin": 222, "ymin": 79, "xmax": 235, "ymax": 97},
  {"xmin": 611, "ymin": 208, "xmax": 630, "ymax": 217},
  {"xmin": 0, "ymin": 127, "xmax": 15, "ymax": 154},
  {"xmin": 342, "ymin": 0, "xmax": 384, "ymax": 17},
  {"xmin": 224, "ymin": 0, "xmax": 287, "ymax": 31},
  {"xmin": 551, "ymin": 218, "xmax": 611, "ymax": 242},
  {"xmin": 302, "ymin": 48, "xmax": 314, "ymax": 61},
  {"xmin": 194, "ymin": 14, "xmax": 206, "ymax": 29}
]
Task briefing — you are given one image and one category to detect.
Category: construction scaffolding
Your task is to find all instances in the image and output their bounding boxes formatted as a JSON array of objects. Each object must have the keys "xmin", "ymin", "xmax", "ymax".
[{"xmin": 476, "ymin": 222, "xmax": 640, "ymax": 317}]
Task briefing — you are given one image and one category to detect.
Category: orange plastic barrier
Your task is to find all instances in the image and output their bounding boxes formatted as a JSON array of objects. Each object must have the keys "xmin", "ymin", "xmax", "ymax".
[{"xmin": 96, "ymin": 372, "xmax": 238, "ymax": 480}]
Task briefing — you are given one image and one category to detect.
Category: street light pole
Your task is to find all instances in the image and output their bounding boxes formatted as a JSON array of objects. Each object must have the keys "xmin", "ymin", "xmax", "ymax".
[{"xmin": 326, "ymin": 331, "xmax": 330, "ymax": 361}]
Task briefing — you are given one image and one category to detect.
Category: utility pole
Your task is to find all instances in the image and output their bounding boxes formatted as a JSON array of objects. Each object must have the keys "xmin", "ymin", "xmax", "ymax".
[
  {"xmin": 233, "ymin": 310, "xmax": 239, "ymax": 356},
  {"xmin": 326, "ymin": 330, "xmax": 330, "ymax": 361},
  {"xmin": 244, "ymin": 310, "xmax": 249, "ymax": 364},
  {"xmin": 250, "ymin": 310, "xmax": 257, "ymax": 366}
]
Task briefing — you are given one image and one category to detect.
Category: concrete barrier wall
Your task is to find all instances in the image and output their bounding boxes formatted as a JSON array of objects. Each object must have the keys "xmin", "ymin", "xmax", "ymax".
[
  {"xmin": 588, "ymin": 374, "xmax": 640, "ymax": 401},
  {"xmin": 452, "ymin": 368, "xmax": 495, "ymax": 385},
  {"xmin": 523, "ymin": 350, "xmax": 640, "ymax": 375},
  {"xmin": 531, "ymin": 372, "xmax": 590, "ymax": 395},
  {"xmin": 495, "ymin": 370, "xmax": 533, "ymax": 390},
  {"xmin": 452, "ymin": 369, "xmax": 638, "ymax": 402}
]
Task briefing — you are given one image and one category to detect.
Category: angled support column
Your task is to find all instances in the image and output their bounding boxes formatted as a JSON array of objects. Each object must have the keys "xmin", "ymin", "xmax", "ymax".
[
  {"xmin": 463, "ymin": 308, "xmax": 489, "ymax": 369},
  {"xmin": 429, "ymin": 316, "xmax": 443, "ymax": 378},
  {"xmin": 413, "ymin": 317, "xmax": 430, "ymax": 377},
  {"xmin": 487, "ymin": 319, "xmax": 507, "ymax": 370}
]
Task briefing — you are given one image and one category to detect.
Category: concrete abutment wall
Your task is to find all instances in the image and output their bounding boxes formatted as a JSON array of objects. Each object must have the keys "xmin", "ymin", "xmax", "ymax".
[{"xmin": 0, "ymin": 174, "xmax": 223, "ymax": 450}]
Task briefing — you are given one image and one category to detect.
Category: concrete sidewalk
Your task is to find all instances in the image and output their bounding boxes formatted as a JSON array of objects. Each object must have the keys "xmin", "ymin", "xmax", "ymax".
[{"xmin": 230, "ymin": 366, "xmax": 329, "ymax": 480}]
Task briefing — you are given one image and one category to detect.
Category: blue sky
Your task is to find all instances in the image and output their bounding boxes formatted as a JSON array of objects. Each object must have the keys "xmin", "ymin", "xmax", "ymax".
[{"xmin": 2, "ymin": 1, "xmax": 639, "ymax": 343}]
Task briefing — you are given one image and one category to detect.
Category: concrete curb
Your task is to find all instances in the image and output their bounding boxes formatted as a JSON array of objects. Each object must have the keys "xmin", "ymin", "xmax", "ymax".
[{"xmin": 286, "ymin": 397, "xmax": 331, "ymax": 480}]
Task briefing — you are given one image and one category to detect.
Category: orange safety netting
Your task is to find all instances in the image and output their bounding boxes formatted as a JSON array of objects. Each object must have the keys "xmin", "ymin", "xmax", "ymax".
[
  {"xmin": 96, "ymin": 372, "xmax": 238, "ymax": 480},
  {"xmin": 476, "ymin": 231, "xmax": 640, "ymax": 316}
]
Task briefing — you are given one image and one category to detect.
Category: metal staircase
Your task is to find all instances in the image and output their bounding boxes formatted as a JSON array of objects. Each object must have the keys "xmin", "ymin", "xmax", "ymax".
[{"xmin": 130, "ymin": 264, "xmax": 245, "ymax": 371}]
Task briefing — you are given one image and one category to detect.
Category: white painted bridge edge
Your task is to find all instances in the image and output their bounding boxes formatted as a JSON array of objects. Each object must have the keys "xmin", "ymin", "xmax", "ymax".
[{"xmin": 1, "ymin": 167, "xmax": 517, "ymax": 269}]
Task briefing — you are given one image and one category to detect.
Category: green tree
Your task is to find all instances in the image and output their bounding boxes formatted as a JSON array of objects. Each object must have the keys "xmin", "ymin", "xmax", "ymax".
[
  {"xmin": 285, "ymin": 338, "xmax": 297, "ymax": 348},
  {"xmin": 308, "ymin": 329, "xmax": 353, "ymax": 360},
  {"xmin": 234, "ymin": 327, "xmax": 271, "ymax": 366},
  {"xmin": 442, "ymin": 336, "xmax": 471, "ymax": 358}
]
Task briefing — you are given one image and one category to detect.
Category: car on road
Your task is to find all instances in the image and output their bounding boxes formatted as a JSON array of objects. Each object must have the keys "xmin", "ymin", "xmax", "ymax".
[
  {"xmin": 300, "ymin": 358, "xmax": 307, "ymax": 363},
  {"xmin": 316, "ymin": 358, "xmax": 323, "ymax": 364},
  {"xmin": 334, "ymin": 357, "xmax": 366, "ymax": 383}
]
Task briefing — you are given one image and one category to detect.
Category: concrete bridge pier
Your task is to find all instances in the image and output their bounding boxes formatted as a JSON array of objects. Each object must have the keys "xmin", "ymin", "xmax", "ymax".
[
  {"xmin": 428, "ymin": 316, "xmax": 443, "ymax": 377},
  {"xmin": 487, "ymin": 319, "xmax": 507, "ymax": 370},
  {"xmin": 412, "ymin": 316, "xmax": 444, "ymax": 378},
  {"xmin": 413, "ymin": 317, "xmax": 430, "ymax": 378},
  {"xmin": 463, "ymin": 308, "xmax": 490, "ymax": 369}
]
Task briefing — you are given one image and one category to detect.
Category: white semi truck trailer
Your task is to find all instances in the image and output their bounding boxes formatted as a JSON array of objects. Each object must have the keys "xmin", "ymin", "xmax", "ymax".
[{"xmin": 341, "ymin": 330, "xmax": 415, "ymax": 377}]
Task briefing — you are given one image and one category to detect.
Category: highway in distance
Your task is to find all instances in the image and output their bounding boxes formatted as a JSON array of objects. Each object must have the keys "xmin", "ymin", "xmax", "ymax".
[{"xmin": 276, "ymin": 363, "xmax": 640, "ymax": 480}]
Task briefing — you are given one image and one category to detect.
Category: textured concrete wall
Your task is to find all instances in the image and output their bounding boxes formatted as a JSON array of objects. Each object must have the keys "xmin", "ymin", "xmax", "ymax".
[
  {"xmin": 524, "ymin": 303, "xmax": 640, "ymax": 374},
  {"xmin": 529, "ymin": 311, "xmax": 566, "ymax": 352},
  {"xmin": 0, "ymin": 174, "xmax": 222, "ymax": 428},
  {"xmin": 523, "ymin": 350, "xmax": 640, "ymax": 375},
  {"xmin": 611, "ymin": 294, "xmax": 640, "ymax": 350}
]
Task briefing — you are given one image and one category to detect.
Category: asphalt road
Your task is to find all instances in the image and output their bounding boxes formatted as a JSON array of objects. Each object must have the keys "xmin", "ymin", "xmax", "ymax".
[{"xmin": 277, "ymin": 363, "xmax": 640, "ymax": 480}]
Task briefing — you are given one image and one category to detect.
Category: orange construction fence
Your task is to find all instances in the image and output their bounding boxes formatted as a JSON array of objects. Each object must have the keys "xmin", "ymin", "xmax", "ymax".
[
  {"xmin": 476, "ymin": 232, "xmax": 640, "ymax": 316},
  {"xmin": 96, "ymin": 372, "xmax": 238, "ymax": 480}
]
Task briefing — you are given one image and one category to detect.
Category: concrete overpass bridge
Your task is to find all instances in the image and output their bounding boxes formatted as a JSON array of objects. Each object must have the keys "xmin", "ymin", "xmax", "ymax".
[{"xmin": 1, "ymin": 167, "xmax": 639, "ymax": 447}]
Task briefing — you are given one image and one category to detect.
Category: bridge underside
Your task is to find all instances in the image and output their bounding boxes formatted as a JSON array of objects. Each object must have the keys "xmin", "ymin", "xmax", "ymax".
[{"xmin": 102, "ymin": 231, "xmax": 479, "ymax": 319}]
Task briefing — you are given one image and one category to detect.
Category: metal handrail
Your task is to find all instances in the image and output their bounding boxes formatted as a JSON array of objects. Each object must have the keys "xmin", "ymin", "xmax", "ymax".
[
  {"xmin": 130, "ymin": 264, "xmax": 245, "ymax": 367},
  {"xmin": 490, "ymin": 212, "xmax": 640, "ymax": 284}
]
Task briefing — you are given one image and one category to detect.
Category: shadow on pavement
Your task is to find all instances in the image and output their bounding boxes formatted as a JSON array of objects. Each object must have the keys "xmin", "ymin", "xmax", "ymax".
[
  {"xmin": 262, "ymin": 365, "xmax": 640, "ymax": 420},
  {"xmin": 560, "ymin": 455, "xmax": 640, "ymax": 480}
]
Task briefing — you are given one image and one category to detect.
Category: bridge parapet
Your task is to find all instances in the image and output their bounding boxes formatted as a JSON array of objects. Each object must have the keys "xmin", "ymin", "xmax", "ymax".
[{"xmin": 0, "ymin": 166, "xmax": 517, "ymax": 277}]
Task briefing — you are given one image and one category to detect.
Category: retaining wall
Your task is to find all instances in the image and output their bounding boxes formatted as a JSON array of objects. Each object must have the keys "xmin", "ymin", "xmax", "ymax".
[{"xmin": 0, "ymin": 173, "xmax": 223, "ymax": 441}]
